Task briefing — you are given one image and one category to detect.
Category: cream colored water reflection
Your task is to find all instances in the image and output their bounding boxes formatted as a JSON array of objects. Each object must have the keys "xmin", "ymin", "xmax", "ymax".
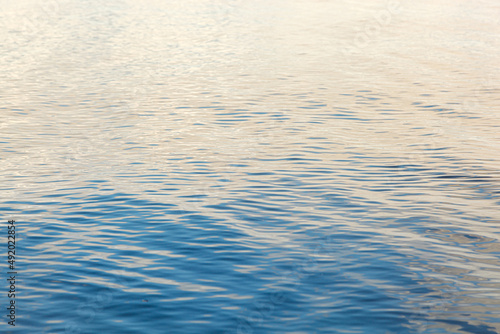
[{"xmin": 1, "ymin": 0, "xmax": 499, "ymax": 332}]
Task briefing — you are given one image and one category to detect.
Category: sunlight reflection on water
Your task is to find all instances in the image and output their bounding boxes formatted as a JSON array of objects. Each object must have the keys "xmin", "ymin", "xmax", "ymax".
[{"xmin": 1, "ymin": 0, "xmax": 500, "ymax": 333}]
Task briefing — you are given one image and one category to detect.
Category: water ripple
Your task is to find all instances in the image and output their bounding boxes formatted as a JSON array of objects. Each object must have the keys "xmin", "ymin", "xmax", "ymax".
[{"xmin": 1, "ymin": 0, "xmax": 500, "ymax": 333}]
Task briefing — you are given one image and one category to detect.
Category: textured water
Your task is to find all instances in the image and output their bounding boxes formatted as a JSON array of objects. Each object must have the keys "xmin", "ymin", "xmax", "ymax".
[{"xmin": 1, "ymin": 0, "xmax": 500, "ymax": 333}]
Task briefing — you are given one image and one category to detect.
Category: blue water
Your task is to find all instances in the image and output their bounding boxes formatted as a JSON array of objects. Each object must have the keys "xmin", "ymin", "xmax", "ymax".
[{"xmin": 1, "ymin": 0, "xmax": 500, "ymax": 333}]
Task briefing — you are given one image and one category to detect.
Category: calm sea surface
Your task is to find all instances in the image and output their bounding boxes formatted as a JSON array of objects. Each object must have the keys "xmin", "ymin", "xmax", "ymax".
[{"xmin": 1, "ymin": 0, "xmax": 499, "ymax": 333}]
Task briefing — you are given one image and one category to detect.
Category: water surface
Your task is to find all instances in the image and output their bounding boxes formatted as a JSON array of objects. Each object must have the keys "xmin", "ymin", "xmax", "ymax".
[{"xmin": 1, "ymin": 0, "xmax": 500, "ymax": 333}]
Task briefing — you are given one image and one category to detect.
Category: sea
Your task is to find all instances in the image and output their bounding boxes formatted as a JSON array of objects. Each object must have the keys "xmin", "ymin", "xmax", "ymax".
[{"xmin": 1, "ymin": 0, "xmax": 499, "ymax": 333}]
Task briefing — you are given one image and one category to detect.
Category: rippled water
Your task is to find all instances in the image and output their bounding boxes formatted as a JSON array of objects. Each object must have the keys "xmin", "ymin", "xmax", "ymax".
[{"xmin": 1, "ymin": 0, "xmax": 500, "ymax": 333}]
